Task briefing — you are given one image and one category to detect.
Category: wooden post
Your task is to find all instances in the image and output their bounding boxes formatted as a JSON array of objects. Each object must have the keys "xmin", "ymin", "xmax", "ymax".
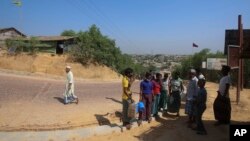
[
  {"xmin": 240, "ymin": 23, "xmax": 244, "ymax": 90},
  {"xmin": 237, "ymin": 15, "xmax": 243, "ymax": 104}
]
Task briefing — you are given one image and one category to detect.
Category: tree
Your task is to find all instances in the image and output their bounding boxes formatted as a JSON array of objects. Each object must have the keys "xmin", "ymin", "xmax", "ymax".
[
  {"xmin": 28, "ymin": 37, "xmax": 39, "ymax": 54},
  {"xmin": 64, "ymin": 26, "xmax": 172, "ymax": 77},
  {"xmin": 66, "ymin": 24, "xmax": 146, "ymax": 76},
  {"xmin": 61, "ymin": 30, "xmax": 76, "ymax": 36},
  {"xmin": 175, "ymin": 49, "xmax": 226, "ymax": 81},
  {"xmin": 6, "ymin": 37, "xmax": 27, "ymax": 53},
  {"xmin": 69, "ymin": 30, "xmax": 93, "ymax": 65}
]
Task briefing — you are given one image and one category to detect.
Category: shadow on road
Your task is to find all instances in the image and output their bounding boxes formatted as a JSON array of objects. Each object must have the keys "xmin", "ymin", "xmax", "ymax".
[
  {"xmin": 95, "ymin": 113, "xmax": 111, "ymax": 126},
  {"xmin": 95, "ymin": 112, "xmax": 124, "ymax": 132},
  {"xmin": 105, "ymin": 97, "xmax": 122, "ymax": 104},
  {"xmin": 132, "ymin": 113, "xmax": 250, "ymax": 141},
  {"xmin": 53, "ymin": 97, "xmax": 65, "ymax": 104}
]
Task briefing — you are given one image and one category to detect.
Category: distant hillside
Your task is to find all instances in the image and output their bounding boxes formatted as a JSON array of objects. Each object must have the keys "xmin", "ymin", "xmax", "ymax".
[{"xmin": 0, "ymin": 53, "xmax": 120, "ymax": 80}]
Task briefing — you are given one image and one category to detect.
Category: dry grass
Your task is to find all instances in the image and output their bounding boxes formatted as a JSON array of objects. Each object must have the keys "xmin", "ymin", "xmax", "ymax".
[{"xmin": 0, "ymin": 53, "xmax": 120, "ymax": 80}]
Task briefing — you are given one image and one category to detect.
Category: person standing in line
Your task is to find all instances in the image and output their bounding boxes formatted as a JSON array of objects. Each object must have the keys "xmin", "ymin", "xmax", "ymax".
[
  {"xmin": 151, "ymin": 73, "xmax": 162, "ymax": 118},
  {"xmin": 196, "ymin": 68, "xmax": 205, "ymax": 80},
  {"xmin": 138, "ymin": 72, "xmax": 153, "ymax": 125},
  {"xmin": 159, "ymin": 73, "xmax": 170, "ymax": 111},
  {"xmin": 213, "ymin": 65, "xmax": 231, "ymax": 126},
  {"xmin": 193, "ymin": 78, "xmax": 207, "ymax": 135},
  {"xmin": 168, "ymin": 71, "xmax": 184, "ymax": 116},
  {"xmin": 64, "ymin": 66, "xmax": 79, "ymax": 104},
  {"xmin": 121, "ymin": 68, "xmax": 134, "ymax": 129},
  {"xmin": 185, "ymin": 69, "xmax": 198, "ymax": 127}
]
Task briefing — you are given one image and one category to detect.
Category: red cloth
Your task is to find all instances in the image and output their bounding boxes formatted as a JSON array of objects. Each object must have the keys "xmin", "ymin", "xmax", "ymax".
[{"xmin": 152, "ymin": 80, "xmax": 161, "ymax": 95}]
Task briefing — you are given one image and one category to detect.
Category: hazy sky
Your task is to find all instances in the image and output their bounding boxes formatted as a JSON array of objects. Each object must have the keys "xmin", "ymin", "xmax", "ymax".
[{"xmin": 1, "ymin": 0, "xmax": 250, "ymax": 54}]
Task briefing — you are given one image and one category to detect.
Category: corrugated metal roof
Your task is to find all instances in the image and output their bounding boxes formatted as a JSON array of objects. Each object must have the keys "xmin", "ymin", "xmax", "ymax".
[
  {"xmin": 0, "ymin": 27, "xmax": 26, "ymax": 37},
  {"xmin": 26, "ymin": 36, "xmax": 75, "ymax": 41}
]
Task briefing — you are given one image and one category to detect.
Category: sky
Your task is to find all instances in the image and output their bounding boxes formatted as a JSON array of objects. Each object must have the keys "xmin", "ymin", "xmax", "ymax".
[{"xmin": 1, "ymin": 0, "xmax": 250, "ymax": 54}]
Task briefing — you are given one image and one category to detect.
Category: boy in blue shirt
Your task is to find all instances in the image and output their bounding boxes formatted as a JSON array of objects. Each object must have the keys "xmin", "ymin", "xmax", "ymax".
[{"xmin": 193, "ymin": 78, "xmax": 207, "ymax": 135}]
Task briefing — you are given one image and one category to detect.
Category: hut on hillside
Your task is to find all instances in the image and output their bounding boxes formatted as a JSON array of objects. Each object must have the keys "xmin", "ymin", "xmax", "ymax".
[{"xmin": 0, "ymin": 27, "xmax": 26, "ymax": 48}]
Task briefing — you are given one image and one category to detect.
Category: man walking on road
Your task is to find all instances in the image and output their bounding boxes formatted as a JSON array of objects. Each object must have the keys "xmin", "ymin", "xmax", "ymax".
[{"xmin": 64, "ymin": 66, "xmax": 79, "ymax": 104}]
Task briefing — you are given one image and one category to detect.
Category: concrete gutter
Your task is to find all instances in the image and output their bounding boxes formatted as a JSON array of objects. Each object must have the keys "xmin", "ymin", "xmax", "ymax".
[{"xmin": 0, "ymin": 117, "xmax": 157, "ymax": 141}]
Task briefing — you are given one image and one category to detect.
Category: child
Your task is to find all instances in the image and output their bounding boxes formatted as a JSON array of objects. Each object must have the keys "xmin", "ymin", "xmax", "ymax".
[{"xmin": 194, "ymin": 78, "xmax": 207, "ymax": 135}]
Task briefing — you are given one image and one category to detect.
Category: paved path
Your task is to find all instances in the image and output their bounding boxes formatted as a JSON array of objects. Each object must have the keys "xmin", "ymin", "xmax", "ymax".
[
  {"xmin": 0, "ymin": 72, "xmax": 140, "ymax": 131},
  {"xmin": 0, "ymin": 124, "xmax": 124, "ymax": 141},
  {"xmin": 0, "ymin": 72, "xmax": 144, "ymax": 141}
]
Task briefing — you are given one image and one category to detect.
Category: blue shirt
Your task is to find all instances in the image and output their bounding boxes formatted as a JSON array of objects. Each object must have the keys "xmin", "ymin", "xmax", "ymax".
[
  {"xmin": 197, "ymin": 87, "xmax": 207, "ymax": 108},
  {"xmin": 140, "ymin": 79, "xmax": 153, "ymax": 95}
]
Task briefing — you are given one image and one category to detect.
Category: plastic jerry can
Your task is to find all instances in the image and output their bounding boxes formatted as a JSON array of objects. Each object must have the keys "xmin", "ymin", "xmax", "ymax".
[{"xmin": 128, "ymin": 100, "xmax": 137, "ymax": 118}]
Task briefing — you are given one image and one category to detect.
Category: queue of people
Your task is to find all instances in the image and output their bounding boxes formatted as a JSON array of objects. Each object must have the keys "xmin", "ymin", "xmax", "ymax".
[
  {"xmin": 61, "ymin": 65, "xmax": 232, "ymax": 135},
  {"xmin": 121, "ymin": 65, "xmax": 232, "ymax": 135}
]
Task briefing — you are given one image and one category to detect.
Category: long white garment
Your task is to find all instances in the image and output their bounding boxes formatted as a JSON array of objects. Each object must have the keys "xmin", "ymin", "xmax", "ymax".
[
  {"xmin": 64, "ymin": 71, "xmax": 76, "ymax": 97},
  {"xmin": 218, "ymin": 75, "xmax": 231, "ymax": 97},
  {"xmin": 186, "ymin": 76, "xmax": 198, "ymax": 101}
]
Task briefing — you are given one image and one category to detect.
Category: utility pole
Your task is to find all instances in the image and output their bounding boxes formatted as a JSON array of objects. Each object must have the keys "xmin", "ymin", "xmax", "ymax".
[
  {"xmin": 13, "ymin": 0, "xmax": 22, "ymax": 32},
  {"xmin": 237, "ymin": 15, "xmax": 244, "ymax": 104}
]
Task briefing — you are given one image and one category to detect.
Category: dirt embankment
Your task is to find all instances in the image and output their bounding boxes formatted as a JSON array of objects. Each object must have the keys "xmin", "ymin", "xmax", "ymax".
[{"xmin": 0, "ymin": 53, "xmax": 120, "ymax": 80}]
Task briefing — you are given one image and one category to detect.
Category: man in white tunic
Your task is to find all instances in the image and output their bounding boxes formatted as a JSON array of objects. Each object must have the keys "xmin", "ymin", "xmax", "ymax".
[
  {"xmin": 64, "ymin": 66, "xmax": 78, "ymax": 104},
  {"xmin": 185, "ymin": 69, "xmax": 198, "ymax": 126}
]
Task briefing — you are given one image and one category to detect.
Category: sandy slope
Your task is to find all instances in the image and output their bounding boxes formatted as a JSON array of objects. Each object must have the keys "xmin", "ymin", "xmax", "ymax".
[{"xmin": 0, "ymin": 53, "xmax": 120, "ymax": 80}]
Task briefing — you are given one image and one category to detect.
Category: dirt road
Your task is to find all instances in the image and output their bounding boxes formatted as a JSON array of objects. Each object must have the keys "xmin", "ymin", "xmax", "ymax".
[{"xmin": 0, "ymin": 72, "xmax": 136, "ymax": 131}]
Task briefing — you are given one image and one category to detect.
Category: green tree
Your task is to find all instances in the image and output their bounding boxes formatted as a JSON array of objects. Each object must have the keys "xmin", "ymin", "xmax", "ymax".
[
  {"xmin": 69, "ymin": 30, "xmax": 93, "ymax": 65},
  {"xmin": 6, "ymin": 37, "xmax": 27, "ymax": 53},
  {"xmin": 61, "ymin": 30, "xmax": 76, "ymax": 36},
  {"xmin": 176, "ymin": 48, "xmax": 226, "ymax": 81},
  {"xmin": 66, "ymin": 24, "xmax": 146, "ymax": 76},
  {"xmin": 28, "ymin": 37, "xmax": 39, "ymax": 54}
]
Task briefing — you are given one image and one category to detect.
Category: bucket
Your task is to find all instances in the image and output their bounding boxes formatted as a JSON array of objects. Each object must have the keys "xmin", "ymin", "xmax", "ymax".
[{"xmin": 137, "ymin": 101, "xmax": 145, "ymax": 112}]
